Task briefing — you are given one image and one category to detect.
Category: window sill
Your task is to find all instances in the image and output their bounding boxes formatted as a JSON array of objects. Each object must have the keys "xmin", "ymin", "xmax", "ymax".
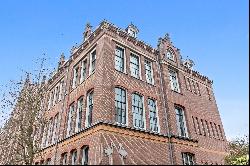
[
  {"xmin": 69, "ymin": 74, "xmax": 94, "ymax": 93},
  {"xmin": 115, "ymin": 69, "xmax": 127, "ymax": 75},
  {"xmin": 172, "ymin": 90, "xmax": 183, "ymax": 95}
]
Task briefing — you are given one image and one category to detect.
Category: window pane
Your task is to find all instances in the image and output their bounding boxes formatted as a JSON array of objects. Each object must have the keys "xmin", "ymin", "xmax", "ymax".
[
  {"xmin": 175, "ymin": 107, "xmax": 188, "ymax": 137},
  {"xmin": 82, "ymin": 147, "xmax": 89, "ymax": 165},
  {"xmin": 148, "ymin": 99, "xmax": 158, "ymax": 132},
  {"xmin": 132, "ymin": 93, "xmax": 144, "ymax": 128},
  {"xmin": 115, "ymin": 47, "xmax": 124, "ymax": 72},
  {"xmin": 169, "ymin": 69, "xmax": 180, "ymax": 92},
  {"xmin": 115, "ymin": 88, "xmax": 126, "ymax": 124},
  {"xmin": 145, "ymin": 59, "xmax": 153, "ymax": 84},
  {"xmin": 130, "ymin": 54, "xmax": 139, "ymax": 78}
]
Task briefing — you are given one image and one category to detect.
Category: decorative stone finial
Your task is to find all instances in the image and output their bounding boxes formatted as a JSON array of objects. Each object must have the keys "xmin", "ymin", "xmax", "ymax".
[
  {"xmin": 164, "ymin": 33, "xmax": 171, "ymax": 41},
  {"xmin": 58, "ymin": 53, "xmax": 65, "ymax": 69},
  {"xmin": 83, "ymin": 22, "xmax": 92, "ymax": 41},
  {"xmin": 182, "ymin": 58, "xmax": 195, "ymax": 70},
  {"xmin": 126, "ymin": 22, "xmax": 139, "ymax": 38}
]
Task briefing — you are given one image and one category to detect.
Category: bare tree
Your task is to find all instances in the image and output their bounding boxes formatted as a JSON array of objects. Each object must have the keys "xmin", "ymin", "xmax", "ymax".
[
  {"xmin": 0, "ymin": 58, "xmax": 50, "ymax": 165},
  {"xmin": 225, "ymin": 135, "xmax": 249, "ymax": 165}
]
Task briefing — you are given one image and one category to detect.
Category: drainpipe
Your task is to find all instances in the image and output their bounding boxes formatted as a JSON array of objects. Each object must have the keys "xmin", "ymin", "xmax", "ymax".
[
  {"xmin": 53, "ymin": 66, "xmax": 70, "ymax": 164},
  {"xmin": 156, "ymin": 51, "xmax": 174, "ymax": 165}
]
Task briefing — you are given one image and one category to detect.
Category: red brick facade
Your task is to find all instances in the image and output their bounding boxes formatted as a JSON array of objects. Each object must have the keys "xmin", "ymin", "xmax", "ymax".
[{"xmin": 34, "ymin": 21, "xmax": 227, "ymax": 165}]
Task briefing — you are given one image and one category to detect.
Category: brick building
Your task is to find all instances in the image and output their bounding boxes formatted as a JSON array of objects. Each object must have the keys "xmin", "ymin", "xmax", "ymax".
[{"xmin": 34, "ymin": 20, "xmax": 228, "ymax": 165}]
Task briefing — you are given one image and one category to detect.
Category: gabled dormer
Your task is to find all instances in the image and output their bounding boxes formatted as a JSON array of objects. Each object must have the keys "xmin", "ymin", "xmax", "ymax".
[
  {"xmin": 126, "ymin": 23, "xmax": 139, "ymax": 38},
  {"xmin": 157, "ymin": 33, "xmax": 182, "ymax": 67}
]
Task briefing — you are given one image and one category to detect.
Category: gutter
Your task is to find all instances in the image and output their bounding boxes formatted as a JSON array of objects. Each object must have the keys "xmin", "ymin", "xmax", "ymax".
[{"xmin": 156, "ymin": 51, "xmax": 174, "ymax": 165}]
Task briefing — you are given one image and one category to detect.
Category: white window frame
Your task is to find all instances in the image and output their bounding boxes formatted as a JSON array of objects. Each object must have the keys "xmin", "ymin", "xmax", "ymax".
[
  {"xmin": 52, "ymin": 89, "xmax": 57, "ymax": 106},
  {"xmin": 166, "ymin": 48, "xmax": 175, "ymax": 61},
  {"xmin": 85, "ymin": 91, "xmax": 94, "ymax": 127},
  {"xmin": 81, "ymin": 146, "xmax": 89, "ymax": 165},
  {"xmin": 130, "ymin": 52, "xmax": 141, "ymax": 79},
  {"xmin": 72, "ymin": 66, "xmax": 79, "ymax": 89},
  {"xmin": 145, "ymin": 59, "xmax": 154, "ymax": 85},
  {"xmin": 66, "ymin": 104, "xmax": 74, "ymax": 137},
  {"xmin": 52, "ymin": 114, "xmax": 59, "ymax": 144},
  {"xmin": 75, "ymin": 97, "xmax": 84, "ymax": 133},
  {"xmin": 175, "ymin": 106, "xmax": 188, "ymax": 138},
  {"xmin": 62, "ymin": 153, "xmax": 67, "ymax": 165},
  {"xmin": 89, "ymin": 49, "xmax": 96, "ymax": 75},
  {"xmin": 115, "ymin": 87, "xmax": 128, "ymax": 125},
  {"xmin": 132, "ymin": 93, "xmax": 145, "ymax": 129},
  {"xmin": 80, "ymin": 59, "xmax": 87, "ymax": 83},
  {"xmin": 182, "ymin": 153, "xmax": 195, "ymax": 165},
  {"xmin": 48, "ymin": 92, "xmax": 52, "ymax": 110},
  {"xmin": 128, "ymin": 28, "xmax": 137, "ymax": 38},
  {"xmin": 41, "ymin": 124, "xmax": 48, "ymax": 148},
  {"xmin": 148, "ymin": 98, "xmax": 160, "ymax": 133},
  {"xmin": 58, "ymin": 80, "xmax": 64, "ymax": 101},
  {"xmin": 169, "ymin": 68, "xmax": 181, "ymax": 93},
  {"xmin": 115, "ymin": 45, "xmax": 126, "ymax": 73},
  {"xmin": 71, "ymin": 150, "xmax": 77, "ymax": 165}
]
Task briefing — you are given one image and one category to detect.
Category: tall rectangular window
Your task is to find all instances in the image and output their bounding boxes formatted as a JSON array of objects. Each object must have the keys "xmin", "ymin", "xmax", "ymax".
[
  {"xmin": 169, "ymin": 69, "xmax": 180, "ymax": 93},
  {"xmin": 86, "ymin": 91, "xmax": 93, "ymax": 127},
  {"xmin": 80, "ymin": 60, "xmax": 87, "ymax": 83},
  {"xmin": 67, "ymin": 103, "xmax": 74, "ymax": 137},
  {"xmin": 81, "ymin": 146, "xmax": 89, "ymax": 165},
  {"xmin": 175, "ymin": 106, "xmax": 188, "ymax": 137},
  {"xmin": 52, "ymin": 114, "xmax": 59, "ymax": 144},
  {"xmin": 46, "ymin": 119, "xmax": 53, "ymax": 146},
  {"xmin": 62, "ymin": 153, "xmax": 67, "ymax": 165},
  {"xmin": 90, "ymin": 50, "xmax": 96, "ymax": 74},
  {"xmin": 46, "ymin": 159, "xmax": 51, "ymax": 165},
  {"xmin": 115, "ymin": 46, "xmax": 125, "ymax": 72},
  {"xmin": 130, "ymin": 54, "xmax": 140, "ymax": 78},
  {"xmin": 71, "ymin": 150, "xmax": 77, "ymax": 165},
  {"xmin": 132, "ymin": 93, "xmax": 144, "ymax": 128},
  {"xmin": 48, "ymin": 93, "xmax": 52, "ymax": 109},
  {"xmin": 42, "ymin": 124, "xmax": 48, "ymax": 147},
  {"xmin": 148, "ymin": 99, "xmax": 158, "ymax": 132},
  {"xmin": 72, "ymin": 67, "xmax": 79, "ymax": 89},
  {"xmin": 115, "ymin": 88, "xmax": 126, "ymax": 125},
  {"xmin": 55, "ymin": 86, "xmax": 59, "ymax": 103},
  {"xmin": 51, "ymin": 90, "xmax": 55, "ymax": 106},
  {"xmin": 75, "ymin": 97, "xmax": 84, "ymax": 132},
  {"xmin": 145, "ymin": 59, "xmax": 154, "ymax": 84},
  {"xmin": 182, "ymin": 153, "xmax": 195, "ymax": 165}
]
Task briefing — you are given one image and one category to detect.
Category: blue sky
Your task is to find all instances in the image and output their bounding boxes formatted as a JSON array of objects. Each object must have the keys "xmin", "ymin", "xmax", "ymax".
[{"xmin": 0, "ymin": 0, "xmax": 248, "ymax": 140}]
